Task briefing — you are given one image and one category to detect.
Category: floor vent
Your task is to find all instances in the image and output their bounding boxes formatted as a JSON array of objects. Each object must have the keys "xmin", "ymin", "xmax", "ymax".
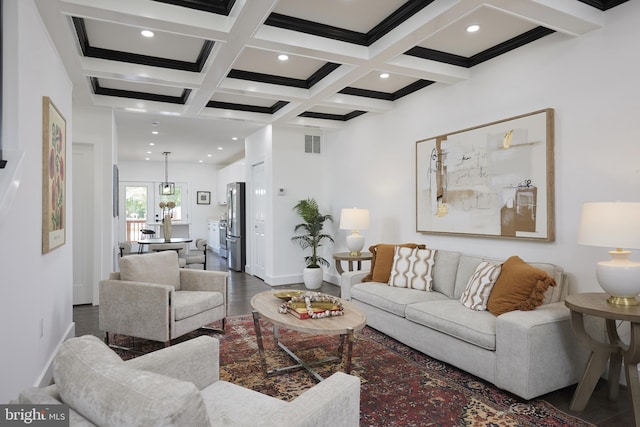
[{"xmin": 304, "ymin": 135, "xmax": 321, "ymax": 153}]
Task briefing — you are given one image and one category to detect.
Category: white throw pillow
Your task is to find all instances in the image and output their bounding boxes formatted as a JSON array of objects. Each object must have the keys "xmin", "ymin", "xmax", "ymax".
[
  {"xmin": 388, "ymin": 247, "xmax": 435, "ymax": 291},
  {"xmin": 460, "ymin": 261, "xmax": 501, "ymax": 310}
]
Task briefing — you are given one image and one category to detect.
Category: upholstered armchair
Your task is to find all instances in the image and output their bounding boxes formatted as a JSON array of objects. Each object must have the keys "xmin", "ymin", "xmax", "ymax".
[
  {"xmin": 181, "ymin": 238, "xmax": 207, "ymax": 269},
  {"xmin": 99, "ymin": 251, "xmax": 227, "ymax": 347},
  {"xmin": 16, "ymin": 335, "xmax": 361, "ymax": 426}
]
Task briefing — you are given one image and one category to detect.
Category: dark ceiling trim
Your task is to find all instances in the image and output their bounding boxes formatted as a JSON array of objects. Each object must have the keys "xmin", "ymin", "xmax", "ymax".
[
  {"xmin": 578, "ymin": 0, "xmax": 628, "ymax": 10},
  {"xmin": 468, "ymin": 26, "xmax": 555, "ymax": 67},
  {"xmin": 265, "ymin": 0, "xmax": 432, "ymax": 47},
  {"xmin": 72, "ymin": 17, "xmax": 213, "ymax": 72},
  {"xmin": 366, "ymin": 0, "xmax": 435, "ymax": 45},
  {"xmin": 404, "ymin": 26, "xmax": 555, "ymax": 68},
  {"xmin": 90, "ymin": 77, "xmax": 191, "ymax": 104},
  {"xmin": 227, "ymin": 69, "xmax": 308, "ymax": 88},
  {"xmin": 206, "ymin": 100, "xmax": 288, "ymax": 115},
  {"xmin": 339, "ymin": 79, "xmax": 434, "ymax": 101},
  {"xmin": 265, "ymin": 13, "xmax": 368, "ymax": 45},
  {"xmin": 228, "ymin": 62, "xmax": 340, "ymax": 89},
  {"xmin": 152, "ymin": 0, "xmax": 236, "ymax": 15},
  {"xmin": 298, "ymin": 110, "xmax": 367, "ymax": 122}
]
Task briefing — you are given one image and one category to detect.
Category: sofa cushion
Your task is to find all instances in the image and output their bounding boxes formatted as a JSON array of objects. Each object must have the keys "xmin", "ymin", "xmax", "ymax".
[
  {"xmin": 119, "ymin": 250, "xmax": 181, "ymax": 289},
  {"xmin": 487, "ymin": 256, "xmax": 557, "ymax": 316},
  {"xmin": 388, "ymin": 247, "xmax": 435, "ymax": 291},
  {"xmin": 53, "ymin": 335, "xmax": 210, "ymax": 427},
  {"xmin": 430, "ymin": 250, "xmax": 463, "ymax": 298},
  {"xmin": 460, "ymin": 261, "xmax": 501, "ymax": 311},
  {"xmin": 174, "ymin": 290, "xmax": 224, "ymax": 320},
  {"xmin": 351, "ymin": 282, "xmax": 447, "ymax": 317},
  {"xmin": 406, "ymin": 300, "xmax": 497, "ymax": 350},
  {"xmin": 363, "ymin": 243, "xmax": 426, "ymax": 283}
]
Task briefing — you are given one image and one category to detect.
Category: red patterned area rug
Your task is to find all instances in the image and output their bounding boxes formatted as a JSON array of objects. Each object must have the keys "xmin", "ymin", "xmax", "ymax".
[{"xmin": 112, "ymin": 315, "xmax": 592, "ymax": 427}]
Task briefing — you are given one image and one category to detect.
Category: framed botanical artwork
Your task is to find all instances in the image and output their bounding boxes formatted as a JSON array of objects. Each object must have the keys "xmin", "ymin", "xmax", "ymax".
[
  {"xmin": 416, "ymin": 108, "xmax": 555, "ymax": 241},
  {"xmin": 42, "ymin": 96, "xmax": 66, "ymax": 253},
  {"xmin": 197, "ymin": 191, "xmax": 211, "ymax": 205}
]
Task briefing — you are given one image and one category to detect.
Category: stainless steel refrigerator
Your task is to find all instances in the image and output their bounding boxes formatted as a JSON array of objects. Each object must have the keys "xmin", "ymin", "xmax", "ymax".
[{"xmin": 226, "ymin": 182, "xmax": 246, "ymax": 271}]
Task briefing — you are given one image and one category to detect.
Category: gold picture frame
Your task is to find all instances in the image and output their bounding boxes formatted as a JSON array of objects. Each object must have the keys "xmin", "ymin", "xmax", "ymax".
[
  {"xmin": 42, "ymin": 96, "xmax": 67, "ymax": 253},
  {"xmin": 416, "ymin": 108, "xmax": 555, "ymax": 241}
]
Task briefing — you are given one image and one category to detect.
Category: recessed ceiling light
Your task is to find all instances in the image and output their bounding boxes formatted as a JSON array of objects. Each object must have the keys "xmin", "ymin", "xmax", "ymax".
[
  {"xmin": 379, "ymin": 73, "xmax": 390, "ymax": 79},
  {"xmin": 147, "ymin": 151, "xmax": 152, "ymax": 154},
  {"xmin": 466, "ymin": 24, "xmax": 480, "ymax": 33},
  {"xmin": 149, "ymin": 142, "xmax": 155, "ymax": 146},
  {"xmin": 145, "ymin": 157, "xmax": 150, "ymax": 161},
  {"xmin": 141, "ymin": 30, "xmax": 155, "ymax": 38},
  {"xmin": 198, "ymin": 160, "xmax": 203, "ymax": 163},
  {"xmin": 278, "ymin": 54, "xmax": 289, "ymax": 61},
  {"xmin": 152, "ymin": 130, "xmax": 159, "ymax": 135},
  {"xmin": 232, "ymin": 137, "xmax": 238, "ymax": 141},
  {"xmin": 207, "ymin": 154, "xmax": 213, "ymax": 157},
  {"xmin": 217, "ymin": 147, "xmax": 223, "ymax": 150}
]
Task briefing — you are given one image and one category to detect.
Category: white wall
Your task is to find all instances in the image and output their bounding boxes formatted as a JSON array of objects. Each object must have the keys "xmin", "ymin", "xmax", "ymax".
[
  {"xmin": 322, "ymin": 1, "xmax": 640, "ymax": 295},
  {"xmin": 118, "ymin": 160, "xmax": 222, "ymax": 247},
  {"xmin": 0, "ymin": 0, "xmax": 74, "ymax": 403}
]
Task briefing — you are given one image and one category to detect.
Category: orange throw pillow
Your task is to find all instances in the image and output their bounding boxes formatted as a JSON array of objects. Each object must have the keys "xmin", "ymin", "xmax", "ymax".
[
  {"xmin": 487, "ymin": 256, "xmax": 557, "ymax": 316},
  {"xmin": 363, "ymin": 243, "xmax": 426, "ymax": 283}
]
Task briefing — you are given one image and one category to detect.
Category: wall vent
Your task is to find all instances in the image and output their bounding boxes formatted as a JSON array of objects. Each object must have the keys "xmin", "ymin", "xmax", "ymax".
[{"xmin": 304, "ymin": 135, "xmax": 321, "ymax": 153}]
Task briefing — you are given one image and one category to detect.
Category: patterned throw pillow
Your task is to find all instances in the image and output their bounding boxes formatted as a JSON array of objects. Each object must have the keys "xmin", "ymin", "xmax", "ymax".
[
  {"xmin": 363, "ymin": 243, "xmax": 426, "ymax": 283},
  {"xmin": 459, "ymin": 261, "xmax": 501, "ymax": 311},
  {"xmin": 388, "ymin": 247, "xmax": 435, "ymax": 291}
]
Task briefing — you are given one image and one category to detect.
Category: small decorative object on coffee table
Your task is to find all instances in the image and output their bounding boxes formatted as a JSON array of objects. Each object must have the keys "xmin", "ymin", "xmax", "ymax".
[
  {"xmin": 278, "ymin": 291, "xmax": 344, "ymax": 319},
  {"xmin": 251, "ymin": 291, "xmax": 366, "ymax": 382}
]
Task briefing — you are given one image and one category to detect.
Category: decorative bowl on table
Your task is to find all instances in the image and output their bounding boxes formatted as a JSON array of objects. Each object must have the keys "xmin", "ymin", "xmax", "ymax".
[{"xmin": 273, "ymin": 290, "xmax": 305, "ymax": 300}]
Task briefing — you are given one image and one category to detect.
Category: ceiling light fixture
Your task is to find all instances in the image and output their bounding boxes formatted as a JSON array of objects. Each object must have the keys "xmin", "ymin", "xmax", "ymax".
[
  {"xmin": 232, "ymin": 137, "xmax": 238, "ymax": 141},
  {"xmin": 141, "ymin": 30, "xmax": 155, "ymax": 38},
  {"xmin": 466, "ymin": 24, "xmax": 480, "ymax": 33},
  {"xmin": 149, "ymin": 142, "xmax": 155, "ymax": 146},
  {"xmin": 379, "ymin": 73, "xmax": 390, "ymax": 79},
  {"xmin": 217, "ymin": 147, "xmax": 223, "ymax": 150},
  {"xmin": 159, "ymin": 152, "xmax": 175, "ymax": 196},
  {"xmin": 278, "ymin": 54, "xmax": 289, "ymax": 61},
  {"xmin": 152, "ymin": 131, "xmax": 158, "ymax": 135}
]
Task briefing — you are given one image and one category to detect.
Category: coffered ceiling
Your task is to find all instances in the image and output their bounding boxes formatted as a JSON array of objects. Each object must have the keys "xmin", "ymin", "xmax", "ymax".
[{"xmin": 35, "ymin": 0, "xmax": 626, "ymax": 164}]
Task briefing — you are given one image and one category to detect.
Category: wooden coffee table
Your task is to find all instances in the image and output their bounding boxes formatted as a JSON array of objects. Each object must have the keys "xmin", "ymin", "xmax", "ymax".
[{"xmin": 250, "ymin": 291, "xmax": 366, "ymax": 382}]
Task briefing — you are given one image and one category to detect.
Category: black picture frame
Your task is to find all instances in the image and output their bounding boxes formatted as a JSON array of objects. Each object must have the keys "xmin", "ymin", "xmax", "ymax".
[{"xmin": 197, "ymin": 191, "xmax": 211, "ymax": 205}]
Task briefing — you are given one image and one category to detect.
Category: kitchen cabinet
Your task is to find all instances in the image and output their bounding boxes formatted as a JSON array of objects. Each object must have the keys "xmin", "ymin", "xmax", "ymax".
[
  {"xmin": 216, "ymin": 160, "xmax": 246, "ymax": 204},
  {"xmin": 208, "ymin": 220, "xmax": 220, "ymax": 253}
]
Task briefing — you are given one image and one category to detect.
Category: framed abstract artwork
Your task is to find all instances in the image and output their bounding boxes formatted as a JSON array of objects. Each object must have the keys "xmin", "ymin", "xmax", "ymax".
[
  {"xmin": 42, "ymin": 96, "xmax": 67, "ymax": 253},
  {"xmin": 416, "ymin": 108, "xmax": 555, "ymax": 241},
  {"xmin": 197, "ymin": 191, "xmax": 211, "ymax": 205}
]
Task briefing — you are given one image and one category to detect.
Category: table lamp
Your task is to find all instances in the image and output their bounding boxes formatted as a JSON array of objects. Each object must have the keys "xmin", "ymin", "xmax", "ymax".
[
  {"xmin": 577, "ymin": 201, "xmax": 640, "ymax": 305},
  {"xmin": 340, "ymin": 208, "xmax": 370, "ymax": 256}
]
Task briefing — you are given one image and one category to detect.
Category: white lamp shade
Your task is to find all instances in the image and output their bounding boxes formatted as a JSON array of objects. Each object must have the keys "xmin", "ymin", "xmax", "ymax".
[
  {"xmin": 339, "ymin": 208, "xmax": 370, "ymax": 231},
  {"xmin": 577, "ymin": 202, "xmax": 640, "ymax": 249}
]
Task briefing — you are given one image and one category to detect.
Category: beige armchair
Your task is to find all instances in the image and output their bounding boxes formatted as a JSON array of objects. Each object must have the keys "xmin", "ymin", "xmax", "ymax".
[
  {"xmin": 16, "ymin": 335, "xmax": 361, "ymax": 426},
  {"xmin": 99, "ymin": 251, "xmax": 227, "ymax": 347},
  {"xmin": 181, "ymin": 238, "xmax": 207, "ymax": 269}
]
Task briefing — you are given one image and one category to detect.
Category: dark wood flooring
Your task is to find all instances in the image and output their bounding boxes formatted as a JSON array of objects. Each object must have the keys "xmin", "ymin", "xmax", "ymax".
[{"xmin": 73, "ymin": 250, "xmax": 634, "ymax": 427}]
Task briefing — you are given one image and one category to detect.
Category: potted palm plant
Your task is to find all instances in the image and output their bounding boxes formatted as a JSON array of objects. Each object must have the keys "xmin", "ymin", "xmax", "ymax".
[{"xmin": 291, "ymin": 198, "xmax": 334, "ymax": 289}]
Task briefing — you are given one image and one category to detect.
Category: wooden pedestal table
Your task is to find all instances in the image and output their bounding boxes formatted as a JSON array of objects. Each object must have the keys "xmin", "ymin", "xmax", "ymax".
[
  {"xmin": 565, "ymin": 293, "xmax": 640, "ymax": 426},
  {"xmin": 250, "ymin": 291, "xmax": 366, "ymax": 382},
  {"xmin": 333, "ymin": 252, "xmax": 373, "ymax": 275}
]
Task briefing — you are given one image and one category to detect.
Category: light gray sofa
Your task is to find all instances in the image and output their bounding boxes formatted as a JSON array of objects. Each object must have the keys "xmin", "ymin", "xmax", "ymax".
[
  {"xmin": 340, "ymin": 248, "xmax": 588, "ymax": 400},
  {"xmin": 16, "ymin": 335, "xmax": 361, "ymax": 426}
]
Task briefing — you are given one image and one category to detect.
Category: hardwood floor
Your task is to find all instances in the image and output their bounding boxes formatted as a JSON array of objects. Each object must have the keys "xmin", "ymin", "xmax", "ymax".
[{"xmin": 73, "ymin": 250, "xmax": 633, "ymax": 427}]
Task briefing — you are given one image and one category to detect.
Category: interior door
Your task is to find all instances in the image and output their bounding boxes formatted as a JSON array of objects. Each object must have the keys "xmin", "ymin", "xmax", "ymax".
[
  {"xmin": 72, "ymin": 144, "xmax": 94, "ymax": 305},
  {"xmin": 252, "ymin": 162, "xmax": 266, "ymax": 279}
]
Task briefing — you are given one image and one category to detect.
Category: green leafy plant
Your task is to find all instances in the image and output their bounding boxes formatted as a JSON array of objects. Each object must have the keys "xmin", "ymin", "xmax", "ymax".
[{"xmin": 291, "ymin": 198, "xmax": 334, "ymax": 268}]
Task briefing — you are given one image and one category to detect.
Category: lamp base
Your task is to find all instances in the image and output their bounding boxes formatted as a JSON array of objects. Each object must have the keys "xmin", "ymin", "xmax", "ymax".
[
  {"xmin": 346, "ymin": 233, "xmax": 364, "ymax": 257},
  {"xmin": 607, "ymin": 295, "xmax": 639, "ymax": 306}
]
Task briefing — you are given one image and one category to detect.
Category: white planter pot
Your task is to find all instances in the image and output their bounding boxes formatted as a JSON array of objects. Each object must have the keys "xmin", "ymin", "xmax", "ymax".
[{"xmin": 303, "ymin": 267, "xmax": 323, "ymax": 290}]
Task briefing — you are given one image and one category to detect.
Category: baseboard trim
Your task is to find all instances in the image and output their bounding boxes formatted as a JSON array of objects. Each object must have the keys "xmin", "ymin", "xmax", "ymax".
[{"xmin": 35, "ymin": 322, "xmax": 76, "ymax": 388}]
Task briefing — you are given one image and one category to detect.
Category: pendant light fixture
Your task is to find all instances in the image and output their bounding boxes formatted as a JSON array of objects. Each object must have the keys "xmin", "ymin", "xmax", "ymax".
[{"xmin": 160, "ymin": 152, "xmax": 175, "ymax": 195}]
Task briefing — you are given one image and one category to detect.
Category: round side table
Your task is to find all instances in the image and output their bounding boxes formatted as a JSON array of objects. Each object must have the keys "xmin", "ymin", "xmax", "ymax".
[
  {"xmin": 333, "ymin": 252, "xmax": 373, "ymax": 275},
  {"xmin": 565, "ymin": 292, "xmax": 640, "ymax": 426}
]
